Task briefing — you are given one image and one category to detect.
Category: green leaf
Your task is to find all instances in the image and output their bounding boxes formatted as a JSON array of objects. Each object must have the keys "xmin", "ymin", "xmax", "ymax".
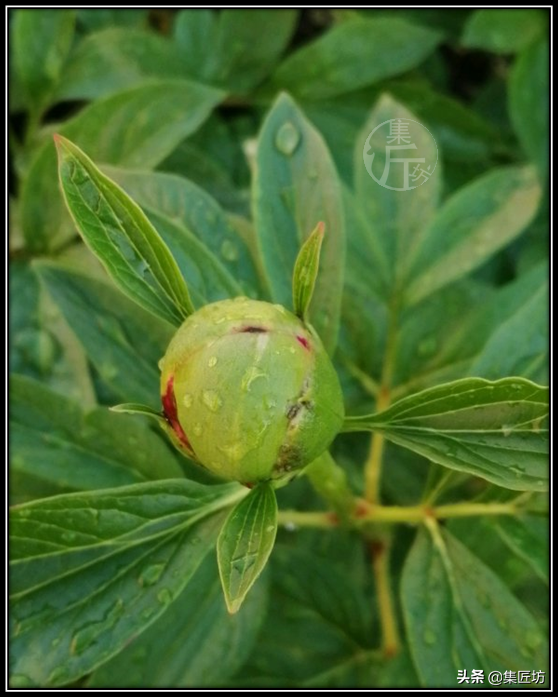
[
  {"xmin": 174, "ymin": 10, "xmax": 296, "ymax": 93},
  {"xmin": 10, "ymin": 375, "xmax": 183, "ymax": 499},
  {"xmin": 254, "ymin": 93, "xmax": 345, "ymax": 354},
  {"xmin": 353, "ymin": 94, "xmax": 441, "ymax": 298},
  {"xmin": 292, "ymin": 221, "xmax": 325, "ymax": 320},
  {"xmin": 56, "ymin": 27, "xmax": 184, "ymax": 101},
  {"xmin": 88, "ymin": 554, "xmax": 267, "ymax": 687},
  {"xmin": 55, "ymin": 135, "xmax": 195, "ymax": 325},
  {"xmin": 21, "ymin": 80, "xmax": 224, "ymax": 252},
  {"xmin": 469, "ymin": 279, "xmax": 548, "ymax": 381},
  {"xmin": 401, "ymin": 524, "xmax": 547, "ymax": 687},
  {"xmin": 462, "ymin": 10, "xmax": 544, "ymax": 54},
  {"xmin": 495, "ymin": 515, "xmax": 549, "ymax": 584},
  {"xmin": 404, "ymin": 166, "xmax": 541, "ymax": 305},
  {"xmin": 236, "ymin": 547, "xmax": 375, "ymax": 686},
  {"xmin": 76, "ymin": 9, "xmax": 147, "ymax": 32},
  {"xmin": 102, "ymin": 167, "xmax": 261, "ymax": 296},
  {"xmin": 173, "ymin": 10, "xmax": 217, "ymax": 81},
  {"xmin": 10, "ymin": 261, "xmax": 95, "ymax": 405},
  {"xmin": 13, "ymin": 9, "xmax": 75, "ymax": 112},
  {"xmin": 217, "ymin": 483, "xmax": 277, "ymax": 614},
  {"xmin": 396, "ymin": 264, "xmax": 548, "ymax": 394},
  {"xmin": 270, "ymin": 17, "xmax": 441, "ymax": 100},
  {"xmin": 35, "ymin": 263, "xmax": 172, "ymax": 408},
  {"xmin": 344, "ymin": 377, "xmax": 549, "ymax": 491},
  {"xmin": 509, "ymin": 40, "xmax": 549, "ymax": 184},
  {"xmin": 142, "ymin": 210, "xmax": 243, "ymax": 307},
  {"xmin": 207, "ymin": 10, "xmax": 298, "ymax": 93},
  {"xmin": 9, "ymin": 480, "xmax": 243, "ymax": 687}
]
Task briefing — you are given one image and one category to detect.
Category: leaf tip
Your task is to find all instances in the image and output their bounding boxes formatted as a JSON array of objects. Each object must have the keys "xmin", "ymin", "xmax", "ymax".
[{"xmin": 226, "ymin": 597, "xmax": 242, "ymax": 615}]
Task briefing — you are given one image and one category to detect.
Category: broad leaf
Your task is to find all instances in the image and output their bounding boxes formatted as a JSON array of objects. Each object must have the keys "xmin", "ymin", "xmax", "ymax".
[
  {"xmin": 270, "ymin": 17, "xmax": 441, "ymax": 100},
  {"xmin": 254, "ymin": 93, "xmax": 345, "ymax": 353},
  {"xmin": 495, "ymin": 516, "xmax": 549, "ymax": 584},
  {"xmin": 235, "ymin": 547, "xmax": 375, "ymax": 687},
  {"xmin": 509, "ymin": 39, "xmax": 549, "ymax": 184},
  {"xmin": 344, "ymin": 378, "xmax": 549, "ymax": 491},
  {"xmin": 142, "ymin": 210, "xmax": 243, "ymax": 307},
  {"xmin": 393, "ymin": 264, "xmax": 548, "ymax": 394},
  {"xmin": 55, "ymin": 136, "xmax": 194, "ymax": 325},
  {"xmin": 353, "ymin": 95, "xmax": 441, "ymax": 299},
  {"xmin": 404, "ymin": 166, "xmax": 541, "ymax": 305},
  {"xmin": 217, "ymin": 483, "xmax": 277, "ymax": 614},
  {"xmin": 56, "ymin": 28, "xmax": 184, "ymax": 101},
  {"xmin": 9, "ymin": 480, "xmax": 243, "ymax": 687},
  {"xmin": 176, "ymin": 10, "xmax": 297, "ymax": 93},
  {"xmin": 21, "ymin": 80, "xmax": 223, "ymax": 251},
  {"xmin": 401, "ymin": 525, "xmax": 547, "ymax": 687},
  {"xmin": 12, "ymin": 9, "xmax": 75, "ymax": 112},
  {"xmin": 76, "ymin": 9, "xmax": 147, "ymax": 32},
  {"xmin": 292, "ymin": 221, "xmax": 325, "ymax": 320},
  {"xmin": 35, "ymin": 263, "xmax": 172, "ymax": 408},
  {"xmin": 10, "ymin": 261, "xmax": 95, "ymax": 405},
  {"xmin": 10, "ymin": 375, "xmax": 183, "ymax": 498},
  {"xmin": 88, "ymin": 554, "xmax": 267, "ymax": 687},
  {"xmin": 102, "ymin": 167, "xmax": 261, "ymax": 295},
  {"xmin": 462, "ymin": 10, "xmax": 544, "ymax": 54}
]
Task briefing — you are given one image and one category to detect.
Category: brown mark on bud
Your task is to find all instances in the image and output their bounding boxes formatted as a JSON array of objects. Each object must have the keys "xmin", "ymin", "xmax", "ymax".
[{"xmin": 238, "ymin": 326, "xmax": 268, "ymax": 333}]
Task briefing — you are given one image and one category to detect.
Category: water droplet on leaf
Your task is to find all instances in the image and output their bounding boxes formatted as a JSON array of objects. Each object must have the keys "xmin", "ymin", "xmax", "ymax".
[
  {"xmin": 275, "ymin": 121, "xmax": 300, "ymax": 156},
  {"xmin": 138, "ymin": 563, "xmax": 166, "ymax": 587},
  {"xmin": 157, "ymin": 588, "xmax": 172, "ymax": 606}
]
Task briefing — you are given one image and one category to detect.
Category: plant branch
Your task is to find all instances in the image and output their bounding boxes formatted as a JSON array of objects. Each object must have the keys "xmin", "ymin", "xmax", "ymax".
[
  {"xmin": 275, "ymin": 500, "xmax": 519, "ymax": 530},
  {"xmin": 277, "ymin": 510, "xmax": 336, "ymax": 529},
  {"xmin": 370, "ymin": 538, "xmax": 399, "ymax": 658},
  {"xmin": 364, "ymin": 299, "xmax": 398, "ymax": 503}
]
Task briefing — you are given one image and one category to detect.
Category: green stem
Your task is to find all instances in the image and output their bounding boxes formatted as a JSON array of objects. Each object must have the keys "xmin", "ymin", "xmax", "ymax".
[
  {"xmin": 364, "ymin": 299, "xmax": 398, "ymax": 503},
  {"xmin": 370, "ymin": 537, "xmax": 399, "ymax": 658},
  {"xmin": 277, "ymin": 510, "xmax": 336, "ymax": 529},
  {"xmin": 274, "ymin": 501, "xmax": 518, "ymax": 529},
  {"xmin": 304, "ymin": 451, "xmax": 357, "ymax": 523}
]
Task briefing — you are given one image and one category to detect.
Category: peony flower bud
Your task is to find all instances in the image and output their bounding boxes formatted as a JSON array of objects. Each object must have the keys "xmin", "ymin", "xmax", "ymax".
[{"xmin": 159, "ymin": 297, "xmax": 344, "ymax": 484}]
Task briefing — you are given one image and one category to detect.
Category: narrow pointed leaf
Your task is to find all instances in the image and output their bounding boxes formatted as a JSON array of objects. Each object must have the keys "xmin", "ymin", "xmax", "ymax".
[
  {"xmin": 54, "ymin": 136, "xmax": 194, "ymax": 325},
  {"xmin": 217, "ymin": 483, "xmax": 277, "ymax": 614},
  {"xmin": 292, "ymin": 221, "xmax": 325, "ymax": 319},
  {"xmin": 343, "ymin": 377, "xmax": 548, "ymax": 491}
]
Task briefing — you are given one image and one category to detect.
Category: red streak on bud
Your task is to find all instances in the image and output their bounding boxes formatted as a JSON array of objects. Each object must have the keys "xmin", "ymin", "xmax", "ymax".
[
  {"xmin": 296, "ymin": 335, "xmax": 311, "ymax": 351},
  {"xmin": 162, "ymin": 376, "xmax": 193, "ymax": 452}
]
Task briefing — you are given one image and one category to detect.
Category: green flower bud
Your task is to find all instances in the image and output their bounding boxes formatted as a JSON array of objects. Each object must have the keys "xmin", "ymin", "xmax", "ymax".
[{"xmin": 159, "ymin": 297, "xmax": 344, "ymax": 484}]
